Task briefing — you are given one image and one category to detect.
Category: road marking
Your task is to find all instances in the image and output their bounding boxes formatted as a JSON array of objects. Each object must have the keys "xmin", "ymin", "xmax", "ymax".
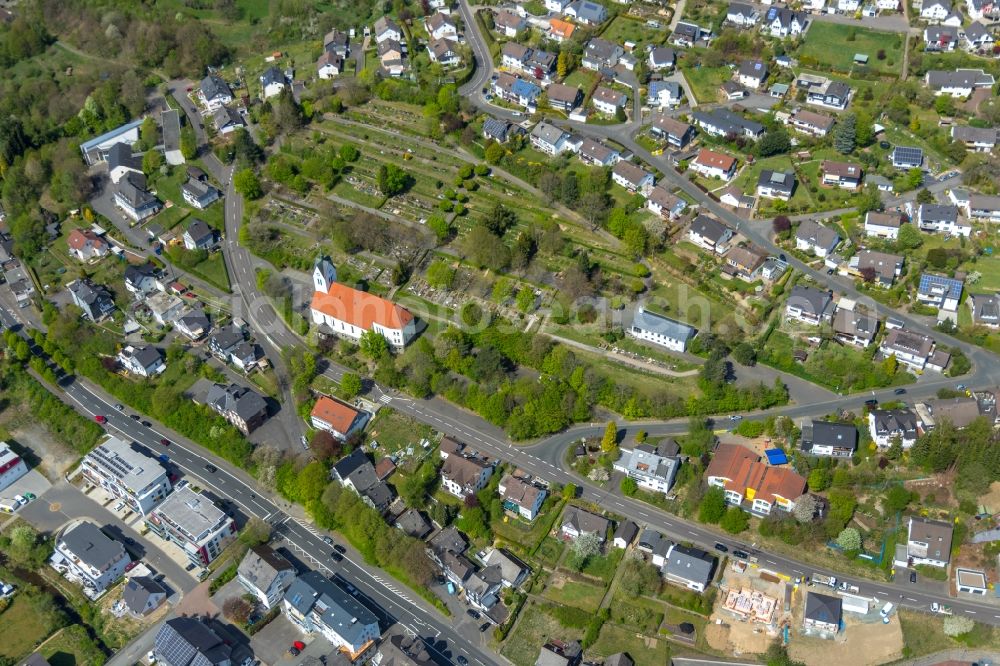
[
  {"xmin": 965, "ymin": 609, "xmax": 976, "ymax": 614},
  {"xmin": 378, "ymin": 394, "xmax": 392, "ymax": 404}
]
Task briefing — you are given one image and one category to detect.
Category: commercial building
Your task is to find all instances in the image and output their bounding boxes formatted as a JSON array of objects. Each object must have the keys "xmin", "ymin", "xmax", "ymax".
[
  {"xmin": 81, "ymin": 436, "xmax": 171, "ymax": 516},
  {"xmin": 0, "ymin": 441, "xmax": 28, "ymax": 493},
  {"xmin": 145, "ymin": 484, "xmax": 237, "ymax": 566}
]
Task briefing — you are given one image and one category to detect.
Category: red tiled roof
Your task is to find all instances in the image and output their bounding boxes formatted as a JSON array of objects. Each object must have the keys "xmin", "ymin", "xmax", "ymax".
[
  {"xmin": 311, "ymin": 282, "xmax": 414, "ymax": 331},
  {"xmin": 694, "ymin": 149, "xmax": 736, "ymax": 171},
  {"xmin": 67, "ymin": 228, "xmax": 106, "ymax": 250},
  {"xmin": 310, "ymin": 395, "xmax": 360, "ymax": 434}
]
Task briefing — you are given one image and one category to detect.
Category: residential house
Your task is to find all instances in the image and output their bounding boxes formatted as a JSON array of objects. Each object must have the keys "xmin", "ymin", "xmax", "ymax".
[
  {"xmin": 611, "ymin": 160, "xmax": 654, "ymax": 194},
  {"xmin": 122, "ymin": 576, "xmax": 167, "ymax": 617},
  {"xmin": 671, "ymin": 21, "xmax": 711, "ymax": 47},
  {"xmin": 560, "ymin": 506, "xmax": 610, "ymax": 542},
  {"xmin": 648, "ymin": 46, "xmax": 676, "ymax": 70},
  {"xmin": 374, "ymin": 16, "xmax": 403, "ymax": 43},
  {"xmin": 737, "ymin": 59, "xmax": 769, "ymax": 89},
  {"xmin": 311, "ymin": 255, "xmax": 416, "ymax": 349},
  {"xmin": 879, "ymin": 0, "xmax": 901, "ymax": 9},
  {"xmin": 494, "ymin": 9, "xmax": 526, "ymax": 37},
  {"xmin": 259, "ymin": 67, "xmax": 286, "ymax": 99},
  {"xmin": 181, "ymin": 179, "xmax": 220, "ymax": 210},
  {"xmin": 819, "ymin": 160, "xmax": 863, "ymax": 189},
  {"xmin": 801, "ymin": 421, "xmax": 857, "ymax": 457},
  {"xmin": 925, "ymin": 69, "xmax": 995, "ymax": 96},
  {"xmin": 850, "ymin": 249, "xmax": 904, "ymax": 286},
  {"xmin": 0, "ymin": 442, "xmax": 28, "ymax": 494},
  {"xmin": 323, "ymin": 29, "xmax": 350, "ymax": 56},
  {"xmin": 868, "ymin": 408, "xmax": 919, "ymax": 448},
  {"xmin": 646, "ymin": 185, "xmax": 687, "ymax": 219},
  {"xmin": 833, "ymin": 307, "xmax": 879, "ymax": 347},
  {"xmin": 868, "ymin": 174, "xmax": 895, "ymax": 192},
  {"xmin": 106, "ymin": 142, "xmax": 143, "ymax": 184},
  {"xmin": 725, "ymin": 245, "xmax": 767, "ymax": 280},
  {"xmin": 80, "ymin": 436, "xmax": 171, "ymax": 516},
  {"xmin": 720, "ymin": 81, "xmax": 747, "ymax": 100},
  {"xmin": 756, "ymin": 170, "xmax": 796, "ymax": 200},
  {"xmin": 904, "ymin": 517, "xmax": 953, "ymax": 567},
  {"xmin": 917, "ymin": 203, "xmax": 969, "ymax": 236},
  {"xmin": 761, "ymin": 257, "xmax": 789, "ymax": 282},
  {"xmin": 966, "ymin": 0, "xmax": 1000, "ymax": 20},
  {"xmin": 921, "ymin": 0, "xmax": 953, "ymax": 19},
  {"xmin": 802, "ymin": 79, "xmax": 852, "ymax": 110},
  {"xmin": 963, "ymin": 21, "xmax": 996, "ymax": 50},
  {"xmin": 79, "ymin": 119, "xmax": 143, "ymax": 165},
  {"xmin": 891, "ymin": 145, "xmax": 924, "ymax": 169},
  {"xmin": 51, "ymin": 521, "xmax": 130, "ymax": 594},
  {"xmin": 547, "ymin": 83, "xmax": 582, "ymax": 111},
  {"xmin": 378, "ymin": 39, "xmax": 407, "ymax": 77},
  {"xmin": 864, "ymin": 211, "xmax": 903, "ymax": 239},
  {"xmin": 879, "ymin": 328, "xmax": 936, "ymax": 371},
  {"xmin": 917, "ymin": 396, "xmax": 983, "ymax": 428},
  {"xmin": 501, "ymin": 42, "xmax": 531, "ymax": 71},
  {"xmin": 237, "ymin": 546, "xmax": 296, "ymax": 610},
  {"xmin": 530, "ymin": 122, "xmax": 571, "ymax": 155},
  {"xmin": 199, "ymin": 75, "xmax": 234, "ymax": 111},
  {"xmin": 68, "ymin": 279, "xmax": 115, "ymax": 321},
  {"xmin": 482, "ymin": 118, "xmax": 514, "ymax": 143},
  {"xmin": 951, "ymin": 125, "xmax": 998, "ymax": 152},
  {"xmin": 205, "ymin": 382, "xmax": 269, "ymax": 435},
  {"xmin": 924, "ymin": 25, "xmax": 959, "ymax": 50},
  {"xmin": 153, "ymin": 617, "xmax": 253, "ymax": 666},
  {"xmin": 310, "ymin": 395, "xmax": 369, "ymax": 441},
  {"xmin": 785, "ymin": 108, "xmax": 836, "ymax": 137},
  {"xmin": 317, "ymin": 51, "xmax": 344, "ymax": 78},
  {"xmin": 583, "ymin": 38, "xmax": 624, "ymax": 70},
  {"xmin": 650, "ymin": 116, "xmax": 695, "ymax": 148},
  {"xmin": 917, "ymin": 273, "xmax": 964, "ymax": 311},
  {"xmin": 183, "ymin": 219, "xmax": 215, "ymax": 251},
  {"xmin": 331, "ymin": 449, "xmax": 393, "ymax": 512},
  {"xmin": 785, "ymin": 285, "xmax": 835, "ymax": 325},
  {"xmin": 593, "ymin": 86, "xmax": 628, "ymax": 115},
  {"xmin": 549, "ymin": 17, "xmax": 576, "ymax": 42},
  {"xmin": 613, "ymin": 520, "xmax": 638, "ymax": 549},
  {"xmin": 968, "ymin": 193, "xmax": 1000, "ymax": 222},
  {"xmin": 425, "ymin": 12, "xmax": 457, "ymax": 41},
  {"xmin": 692, "ymin": 109, "xmax": 765, "ymax": 139},
  {"xmin": 117, "ymin": 345, "xmax": 165, "ymax": 378},
  {"xmin": 663, "ymin": 544, "xmax": 715, "ymax": 592},
  {"xmin": 968, "ymin": 293, "xmax": 1000, "ymax": 328},
  {"xmin": 706, "ymin": 444, "xmax": 807, "ymax": 515},
  {"xmin": 441, "ymin": 454, "xmax": 493, "ymax": 498},
  {"xmin": 124, "ymin": 263, "xmax": 157, "ymax": 297},
  {"xmin": 565, "ymin": 0, "xmax": 608, "ymax": 24},
  {"xmin": 482, "ymin": 548, "xmax": 530, "ymax": 589},
  {"xmin": 428, "ymin": 38, "xmax": 461, "ymax": 66},
  {"xmin": 688, "ymin": 215, "xmax": 734, "ymax": 254},
  {"xmin": 395, "ymin": 509, "xmax": 432, "ymax": 538},
  {"xmin": 637, "ymin": 529, "xmax": 672, "ymax": 567},
  {"xmin": 578, "ymin": 139, "xmax": 620, "ymax": 167},
  {"xmin": 492, "ymin": 73, "xmax": 540, "ymax": 108},
  {"xmin": 839, "ymin": 0, "xmax": 861, "ymax": 10},
  {"xmin": 208, "ymin": 326, "xmax": 243, "ymax": 361},
  {"xmin": 613, "ymin": 443, "xmax": 679, "ymax": 493},
  {"xmin": 535, "ymin": 642, "xmax": 583, "ymax": 666},
  {"xmin": 115, "ymin": 173, "xmax": 162, "ymax": 221},
  {"xmin": 796, "ymin": 220, "xmax": 841, "ymax": 256},
  {"xmin": 499, "ymin": 474, "xmax": 547, "ymax": 521},
  {"xmin": 212, "ymin": 106, "xmax": 246, "ymax": 135},
  {"xmin": 283, "ymin": 572, "xmax": 380, "ymax": 660},
  {"xmin": 804, "ymin": 593, "xmax": 842, "ymax": 634},
  {"xmin": 690, "ymin": 148, "xmax": 737, "ymax": 180},
  {"xmin": 764, "ymin": 7, "xmax": 807, "ymax": 37},
  {"xmin": 647, "ymin": 80, "xmax": 683, "ymax": 108},
  {"xmin": 175, "ymin": 309, "xmax": 211, "ymax": 340},
  {"xmin": 67, "ymin": 229, "xmax": 109, "ymax": 262},
  {"xmin": 726, "ymin": 2, "xmax": 760, "ymax": 26}
]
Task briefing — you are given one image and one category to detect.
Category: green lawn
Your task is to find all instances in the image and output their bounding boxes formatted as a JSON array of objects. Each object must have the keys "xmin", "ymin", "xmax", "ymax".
[
  {"xmin": 579, "ymin": 548, "xmax": 624, "ymax": 583},
  {"xmin": 494, "ymin": 496, "xmax": 564, "ymax": 552},
  {"xmin": 679, "ymin": 65, "xmax": 731, "ymax": 104},
  {"xmin": 366, "ymin": 408, "xmax": 435, "ymax": 454},
  {"xmin": 534, "ymin": 536, "xmax": 567, "ymax": 568},
  {"xmin": 563, "ymin": 69, "xmax": 600, "ymax": 91},
  {"xmin": 0, "ymin": 595, "xmax": 57, "ymax": 661},
  {"xmin": 733, "ymin": 155, "xmax": 816, "ymax": 215},
  {"xmin": 541, "ymin": 579, "xmax": 607, "ymax": 612},
  {"xmin": 500, "ymin": 602, "xmax": 583, "ymax": 666},
  {"xmin": 898, "ymin": 609, "xmax": 1000, "ymax": 658},
  {"xmin": 610, "ymin": 593, "xmax": 665, "ymax": 633},
  {"xmin": 600, "ymin": 15, "xmax": 667, "ymax": 49},
  {"xmin": 589, "ymin": 623, "xmax": 670, "ymax": 666},
  {"xmin": 797, "ymin": 22, "xmax": 903, "ymax": 76}
]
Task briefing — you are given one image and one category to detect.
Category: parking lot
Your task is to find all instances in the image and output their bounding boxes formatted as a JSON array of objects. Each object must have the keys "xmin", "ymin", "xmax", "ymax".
[{"xmin": 0, "ymin": 469, "xmax": 51, "ymax": 518}]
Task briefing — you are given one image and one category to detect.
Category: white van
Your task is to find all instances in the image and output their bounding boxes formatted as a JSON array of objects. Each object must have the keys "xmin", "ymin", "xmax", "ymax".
[{"xmin": 880, "ymin": 602, "xmax": 894, "ymax": 623}]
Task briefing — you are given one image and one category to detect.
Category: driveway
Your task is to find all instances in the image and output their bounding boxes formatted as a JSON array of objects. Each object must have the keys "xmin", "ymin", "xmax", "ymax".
[{"xmin": 18, "ymin": 479, "xmax": 196, "ymax": 595}]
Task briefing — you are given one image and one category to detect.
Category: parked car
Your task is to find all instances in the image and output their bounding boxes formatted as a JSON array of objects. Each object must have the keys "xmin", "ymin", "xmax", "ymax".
[
  {"xmin": 909, "ymin": 571, "xmax": 917, "ymax": 583},
  {"xmin": 323, "ymin": 536, "xmax": 334, "ymax": 545},
  {"xmin": 115, "ymin": 404, "xmax": 124, "ymax": 411},
  {"xmin": 160, "ymin": 439, "xmax": 171, "ymax": 446},
  {"xmin": 204, "ymin": 464, "xmax": 217, "ymax": 473},
  {"xmin": 894, "ymin": 388, "xmax": 906, "ymax": 395},
  {"xmin": 466, "ymin": 609, "xmax": 480, "ymax": 620},
  {"xmin": 331, "ymin": 552, "xmax": 343, "ymax": 562},
  {"xmin": 334, "ymin": 544, "xmax": 346, "ymax": 554},
  {"xmin": 23, "ymin": 492, "xmax": 35, "ymax": 501},
  {"xmin": 130, "ymin": 414, "xmax": 141, "ymax": 421},
  {"xmin": 732, "ymin": 549, "xmax": 749, "ymax": 560},
  {"xmin": 714, "ymin": 543, "xmax": 728, "ymax": 553},
  {"xmin": 94, "ymin": 415, "xmax": 107, "ymax": 424}
]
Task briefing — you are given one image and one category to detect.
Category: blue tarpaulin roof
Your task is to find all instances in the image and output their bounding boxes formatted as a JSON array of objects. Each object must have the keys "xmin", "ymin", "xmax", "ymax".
[{"xmin": 765, "ymin": 449, "xmax": 788, "ymax": 465}]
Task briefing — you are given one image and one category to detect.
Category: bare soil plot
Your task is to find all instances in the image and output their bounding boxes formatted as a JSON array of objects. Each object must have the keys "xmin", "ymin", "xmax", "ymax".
[{"xmin": 789, "ymin": 614, "xmax": 903, "ymax": 666}]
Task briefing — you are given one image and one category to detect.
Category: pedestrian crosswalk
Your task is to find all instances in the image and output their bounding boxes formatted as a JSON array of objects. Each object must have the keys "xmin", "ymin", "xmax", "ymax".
[
  {"xmin": 371, "ymin": 574, "xmax": 415, "ymax": 605},
  {"xmin": 378, "ymin": 394, "xmax": 392, "ymax": 404}
]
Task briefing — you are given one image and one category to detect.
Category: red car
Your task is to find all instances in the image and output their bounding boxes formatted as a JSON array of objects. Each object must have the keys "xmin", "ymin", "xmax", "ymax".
[
  {"xmin": 94, "ymin": 415, "xmax": 107, "ymax": 424},
  {"xmin": 288, "ymin": 641, "xmax": 305, "ymax": 656}
]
